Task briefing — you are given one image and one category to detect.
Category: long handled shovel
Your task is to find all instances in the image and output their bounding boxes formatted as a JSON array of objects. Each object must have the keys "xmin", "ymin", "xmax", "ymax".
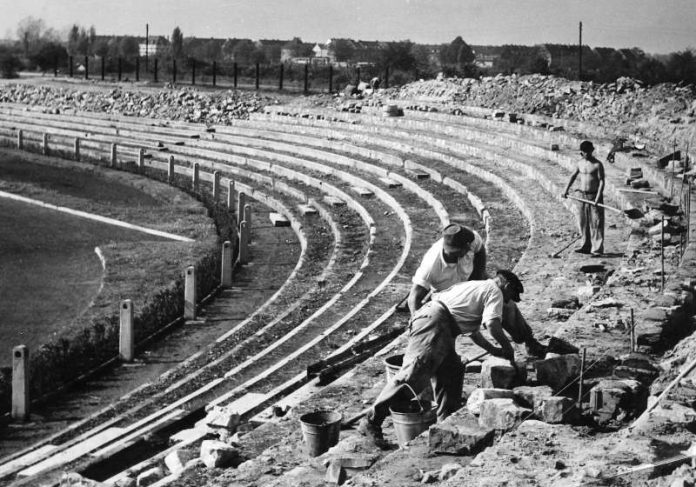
[{"xmin": 566, "ymin": 194, "xmax": 644, "ymax": 219}]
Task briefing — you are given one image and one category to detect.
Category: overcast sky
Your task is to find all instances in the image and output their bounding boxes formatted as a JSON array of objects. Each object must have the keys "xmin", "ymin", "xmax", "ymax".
[{"xmin": 1, "ymin": 0, "xmax": 694, "ymax": 54}]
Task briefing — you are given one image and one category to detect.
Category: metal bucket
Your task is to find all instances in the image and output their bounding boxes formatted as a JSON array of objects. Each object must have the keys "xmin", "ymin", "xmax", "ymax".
[
  {"xmin": 389, "ymin": 386, "xmax": 437, "ymax": 447},
  {"xmin": 299, "ymin": 410, "xmax": 343, "ymax": 457}
]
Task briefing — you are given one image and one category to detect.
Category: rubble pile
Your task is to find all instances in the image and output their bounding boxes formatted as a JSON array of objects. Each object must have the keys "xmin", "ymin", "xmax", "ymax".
[
  {"xmin": 390, "ymin": 74, "xmax": 696, "ymax": 148},
  {"xmin": 0, "ymin": 84, "xmax": 272, "ymax": 124}
]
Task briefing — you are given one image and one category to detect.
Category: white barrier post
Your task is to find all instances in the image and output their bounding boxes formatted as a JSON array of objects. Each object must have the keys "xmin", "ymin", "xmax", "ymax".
[
  {"xmin": 237, "ymin": 192, "xmax": 247, "ymax": 223},
  {"xmin": 111, "ymin": 143, "xmax": 117, "ymax": 168},
  {"xmin": 12, "ymin": 345, "xmax": 29, "ymax": 421},
  {"xmin": 137, "ymin": 148, "xmax": 145, "ymax": 170},
  {"xmin": 227, "ymin": 180, "xmax": 235, "ymax": 210},
  {"xmin": 239, "ymin": 222, "xmax": 249, "ymax": 264},
  {"xmin": 119, "ymin": 299, "xmax": 134, "ymax": 362},
  {"xmin": 192, "ymin": 162, "xmax": 200, "ymax": 193},
  {"xmin": 74, "ymin": 137, "xmax": 80, "ymax": 161},
  {"xmin": 17, "ymin": 129, "xmax": 23, "ymax": 150},
  {"xmin": 244, "ymin": 204, "xmax": 252, "ymax": 245},
  {"xmin": 213, "ymin": 171, "xmax": 220, "ymax": 202},
  {"xmin": 42, "ymin": 133, "xmax": 49, "ymax": 155},
  {"xmin": 221, "ymin": 241, "xmax": 233, "ymax": 287},
  {"xmin": 168, "ymin": 155, "xmax": 175, "ymax": 183},
  {"xmin": 184, "ymin": 266, "xmax": 197, "ymax": 320}
]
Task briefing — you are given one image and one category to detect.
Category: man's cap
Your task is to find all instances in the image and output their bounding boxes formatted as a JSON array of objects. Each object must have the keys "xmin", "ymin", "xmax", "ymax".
[
  {"xmin": 496, "ymin": 269, "xmax": 524, "ymax": 302},
  {"xmin": 442, "ymin": 223, "xmax": 475, "ymax": 249},
  {"xmin": 580, "ymin": 140, "xmax": 595, "ymax": 153}
]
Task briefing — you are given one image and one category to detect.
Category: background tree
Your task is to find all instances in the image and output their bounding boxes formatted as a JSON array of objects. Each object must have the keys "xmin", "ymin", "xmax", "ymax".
[
  {"xmin": 119, "ymin": 37, "xmax": 140, "ymax": 59},
  {"xmin": 16, "ymin": 16, "xmax": 46, "ymax": 58},
  {"xmin": 379, "ymin": 41, "xmax": 416, "ymax": 72},
  {"xmin": 665, "ymin": 49, "xmax": 696, "ymax": 84},
  {"xmin": 171, "ymin": 26, "xmax": 184, "ymax": 59},
  {"xmin": 29, "ymin": 42, "xmax": 68, "ymax": 71},
  {"xmin": 0, "ymin": 46, "xmax": 21, "ymax": 78},
  {"xmin": 439, "ymin": 36, "xmax": 475, "ymax": 71},
  {"xmin": 331, "ymin": 39, "xmax": 355, "ymax": 62}
]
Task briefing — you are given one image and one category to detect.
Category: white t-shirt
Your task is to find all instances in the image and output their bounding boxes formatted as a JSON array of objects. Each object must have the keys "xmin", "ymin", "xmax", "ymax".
[
  {"xmin": 432, "ymin": 279, "xmax": 503, "ymax": 335},
  {"xmin": 411, "ymin": 231, "xmax": 484, "ymax": 292}
]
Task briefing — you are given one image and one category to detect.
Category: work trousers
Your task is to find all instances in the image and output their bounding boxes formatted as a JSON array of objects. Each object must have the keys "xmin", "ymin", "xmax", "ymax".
[
  {"xmin": 575, "ymin": 190, "xmax": 605, "ymax": 254},
  {"xmin": 370, "ymin": 301, "xmax": 464, "ymax": 425}
]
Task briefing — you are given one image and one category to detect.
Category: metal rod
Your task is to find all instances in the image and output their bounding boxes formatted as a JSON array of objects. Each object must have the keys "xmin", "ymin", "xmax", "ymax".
[
  {"xmin": 577, "ymin": 348, "xmax": 586, "ymax": 408},
  {"xmin": 630, "ymin": 308, "xmax": 635, "ymax": 352},
  {"xmin": 661, "ymin": 216, "xmax": 665, "ymax": 293}
]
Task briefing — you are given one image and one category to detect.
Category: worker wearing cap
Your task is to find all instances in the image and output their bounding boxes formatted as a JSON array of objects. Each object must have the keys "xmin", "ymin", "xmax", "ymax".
[
  {"xmin": 562, "ymin": 140, "xmax": 605, "ymax": 256},
  {"xmin": 359, "ymin": 270, "xmax": 527, "ymax": 444},
  {"xmin": 408, "ymin": 223, "xmax": 546, "ymax": 357}
]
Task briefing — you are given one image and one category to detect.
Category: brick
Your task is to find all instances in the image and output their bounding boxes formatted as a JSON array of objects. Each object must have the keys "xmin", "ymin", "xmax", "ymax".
[
  {"xmin": 535, "ymin": 354, "xmax": 581, "ymax": 391},
  {"xmin": 481, "ymin": 357, "xmax": 526, "ymax": 389},
  {"xmin": 478, "ymin": 398, "xmax": 532, "ymax": 431},
  {"xmin": 466, "ymin": 388, "xmax": 515, "ymax": 415}
]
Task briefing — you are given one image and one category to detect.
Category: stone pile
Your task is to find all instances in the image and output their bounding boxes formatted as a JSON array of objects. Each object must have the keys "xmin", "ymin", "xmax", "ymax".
[{"xmin": 0, "ymin": 84, "xmax": 272, "ymax": 124}]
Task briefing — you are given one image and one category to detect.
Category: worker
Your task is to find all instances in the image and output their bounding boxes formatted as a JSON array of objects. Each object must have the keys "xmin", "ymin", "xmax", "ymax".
[
  {"xmin": 359, "ymin": 270, "xmax": 528, "ymax": 444},
  {"xmin": 408, "ymin": 223, "xmax": 547, "ymax": 358},
  {"xmin": 562, "ymin": 140, "xmax": 605, "ymax": 256}
]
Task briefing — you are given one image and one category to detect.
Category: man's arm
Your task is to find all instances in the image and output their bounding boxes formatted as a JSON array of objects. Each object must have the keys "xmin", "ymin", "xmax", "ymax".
[
  {"xmin": 486, "ymin": 317, "xmax": 515, "ymax": 362},
  {"xmin": 562, "ymin": 168, "xmax": 579, "ymax": 198},
  {"xmin": 469, "ymin": 246, "xmax": 487, "ymax": 281},
  {"xmin": 407, "ymin": 284, "xmax": 430, "ymax": 315},
  {"xmin": 594, "ymin": 162, "xmax": 605, "ymax": 205}
]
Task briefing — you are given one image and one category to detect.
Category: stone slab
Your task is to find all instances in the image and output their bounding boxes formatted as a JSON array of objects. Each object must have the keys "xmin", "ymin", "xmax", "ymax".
[
  {"xmin": 298, "ymin": 204, "xmax": 317, "ymax": 215},
  {"xmin": 269, "ymin": 212, "xmax": 290, "ymax": 227},
  {"xmin": 378, "ymin": 177, "xmax": 402, "ymax": 188},
  {"xmin": 323, "ymin": 196, "xmax": 346, "ymax": 207}
]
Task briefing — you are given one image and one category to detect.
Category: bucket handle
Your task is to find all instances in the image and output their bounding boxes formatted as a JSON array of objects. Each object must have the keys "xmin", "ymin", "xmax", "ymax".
[{"xmin": 401, "ymin": 383, "xmax": 424, "ymax": 414}]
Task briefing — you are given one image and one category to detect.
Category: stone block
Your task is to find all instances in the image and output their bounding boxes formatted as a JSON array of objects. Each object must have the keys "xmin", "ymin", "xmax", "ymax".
[
  {"xmin": 589, "ymin": 379, "xmax": 647, "ymax": 424},
  {"xmin": 466, "ymin": 388, "xmax": 515, "ymax": 415},
  {"xmin": 535, "ymin": 354, "xmax": 581, "ymax": 391},
  {"xmin": 540, "ymin": 396, "xmax": 577, "ymax": 424},
  {"xmin": 165, "ymin": 449, "xmax": 196, "ymax": 475},
  {"xmin": 513, "ymin": 385, "xmax": 554, "ymax": 412},
  {"xmin": 439, "ymin": 463, "xmax": 464, "ymax": 481},
  {"xmin": 428, "ymin": 409, "xmax": 494, "ymax": 454},
  {"xmin": 200, "ymin": 440, "xmax": 239, "ymax": 469},
  {"xmin": 481, "ymin": 357, "xmax": 526, "ymax": 389},
  {"xmin": 478, "ymin": 398, "xmax": 532, "ymax": 431},
  {"xmin": 577, "ymin": 285, "xmax": 601, "ymax": 299},
  {"xmin": 204, "ymin": 405, "xmax": 240, "ymax": 432},
  {"xmin": 269, "ymin": 212, "xmax": 290, "ymax": 227},
  {"xmin": 325, "ymin": 461, "xmax": 346, "ymax": 485},
  {"xmin": 136, "ymin": 467, "xmax": 164, "ymax": 486}
]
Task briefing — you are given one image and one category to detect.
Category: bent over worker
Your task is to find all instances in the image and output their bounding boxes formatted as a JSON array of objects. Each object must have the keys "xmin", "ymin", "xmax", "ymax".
[{"xmin": 359, "ymin": 270, "xmax": 530, "ymax": 443}]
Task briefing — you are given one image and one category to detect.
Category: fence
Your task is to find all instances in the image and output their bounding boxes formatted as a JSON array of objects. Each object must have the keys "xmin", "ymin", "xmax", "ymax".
[{"xmin": 59, "ymin": 55, "xmax": 390, "ymax": 93}]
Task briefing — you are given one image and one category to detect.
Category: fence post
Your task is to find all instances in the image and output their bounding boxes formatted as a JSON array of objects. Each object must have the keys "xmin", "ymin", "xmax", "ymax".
[
  {"xmin": 84, "ymin": 55, "xmax": 89, "ymax": 80},
  {"xmin": 119, "ymin": 299, "xmax": 134, "ymax": 362},
  {"xmin": 213, "ymin": 171, "xmax": 220, "ymax": 201},
  {"xmin": 184, "ymin": 266, "xmax": 197, "ymax": 320},
  {"xmin": 74, "ymin": 137, "xmax": 80, "ymax": 161},
  {"xmin": 42, "ymin": 133, "xmax": 49, "ymax": 155},
  {"xmin": 244, "ymin": 204, "xmax": 252, "ymax": 245},
  {"xmin": 192, "ymin": 162, "xmax": 199, "ymax": 192},
  {"xmin": 191, "ymin": 59, "xmax": 196, "ymax": 85},
  {"xmin": 17, "ymin": 129, "xmax": 23, "ymax": 150},
  {"xmin": 227, "ymin": 180, "xmax": 235, "ymax": 209},
  {"xmin": 356, "ymin": 66, "xmax": 361, "ymax": 85},
  {"xmin": 212, "ymin": 61, "xmax": 217, "ymax": 87},
  {"xmin": 304, "ymin": 63, "xmax": 309, "ymax": 93},
  {"xmin": 135, "ymin": 56, "xmax": 140, "ymax": 82},
  {"xmin": 168, "ymin": 155, "xmax": 175, "ymax": 183},
  {"xmin": 237, "ymin": 191, "xmax": 247, "ymax": 222},
  {"xmin": 233, "ymin": 62, "xmax": 238, "ymax": 88},
  {"xmin": 154, "ymin": 58, "xmax": 158, "ymax": 83},
  {"xmin": 101, "ymin": 56, "xmax": 105, "ymax": 81},
  {"xmin": 137, "ymin": 148, "xmax": 145, "ymax": 170},
  {"xmin": 279, "ymin": 63, "xmax": 284, "ymax": 90},
  {"xmin": 11, "ymin": 345, "xmax": 29, "ymax": 421},
  {"xmin": 69, "ymin": 56, "xmax": 73, "ymax": 77},
  {"xmin": 221, "ymin": 241, "xmax": 233, "ymax": 287},
  {"xmin": 328, "ymin": 64, "xmax": 333, "ymax": 93},
  {"xmin": 111, "ymin": 143, "xmax": 117, "ymax": 167},
  {"xmin": 255, "ymin": 63, "xmax": 260, "ymax": 90},
  {"xmin": 54, "ymin": 55, "xmax": 58, "ymax": 77},
  {"xmin": 239, "ymin": 221, "xmax": 249, "ymax": 264},
  {"xmin": 173, "ymin": 59, "xmax": 177, "ymax": 84},
  {"xmin": 118, "ymin": 57, "xmax": 122, "ymax": 81}
]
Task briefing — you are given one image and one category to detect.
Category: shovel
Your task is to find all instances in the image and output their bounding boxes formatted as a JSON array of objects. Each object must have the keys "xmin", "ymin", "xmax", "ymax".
[{"xmin": 566, "ymin": 195, "xmax": 644, "ymax": 219}]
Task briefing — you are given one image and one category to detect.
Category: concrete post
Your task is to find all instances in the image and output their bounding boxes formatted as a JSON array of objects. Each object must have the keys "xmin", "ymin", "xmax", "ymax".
[
  {"xmin": 12, "ymin": 345, "xmax": 29, "ymax": 421},
  {"xmin": 239, "ymin": 222, "xmax": 249, "ymax": 264},
  {"xmin": 119, "ymin": 299, "xmax": 134, "ymax": 362},
  {"xmin": 184, "ymin": 266, "xmax": 197, "ymax": 320},
  {"xmin": 227, "ymin": 180, "xmax": 235, "ymax": 210},
  {"xmin": 111, "ymin": 143, "xmax": 117, "ymax": 167},
  {"xmin": 17, "ymin": 129, "xmax": 23, "ymax": 150},
  {"xmin": 192, "ymin": 162, "xmax": 199, "ymax": 192},
  {"xmin": 213, "ymin": 171, "xmax": 220, "ymax": 202},
  {"xmin": 221, "ymin": 241, "xmax": 233, "ymax": 287},
  {"xmin": 74, "ymin": 137, "xmax": 80, "ymax": 161},
  {"xmin": 42, "ymin": 133, "xmax": 49, "ymax": 155},
  {"xmin": 237, "ymin": 192, "xmax": 247, "ymax": 223},
  {"xmin": 168, "ymin": 155, "xmax": 175, "ymax": 183},
  {"xmin": 137, "ymin": 148, "xmax": 145, "ymax": 170},
  {"xmin": 244, "ymin": 204, "xmax": 252, "ymax": 245}
]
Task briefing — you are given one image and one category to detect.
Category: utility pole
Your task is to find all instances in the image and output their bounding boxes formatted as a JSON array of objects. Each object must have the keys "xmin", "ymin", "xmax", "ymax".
[
  {"xmin": 578, "ymin": 21, "xmax": 583, "ymax": 80},
  {"xmin": 145, "ymin": 23, "xmax": 149, "ymax": 72}
]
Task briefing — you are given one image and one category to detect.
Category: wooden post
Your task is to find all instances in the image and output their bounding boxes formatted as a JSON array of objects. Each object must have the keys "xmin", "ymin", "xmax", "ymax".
[
  {"xmin": 137, "ymin": 148, "xmax": 145, "ymax": 170},
  {"xmin": 184, "ymin": 266, "xmax": 197, "ymax": 320},
  {"xmin": 221, "ymin": 241, "xmax": 233, "ymax": 287},
  {"xmin": 233, "ymin": 62, "xmax": 238, "ymax": 88},
  {"xmin": 74, "ymin": 137, "xmax": 80, "ymax": 161},
  {"xmin": 12, "ymin": 345, "xmax": 29, "ymax": 421},
  {"xmin": 328, "ymin": 64, "xmax": 333, "ymax": 93},
  {"xmin": 192, "ymin": 162, "xmax": 199, "ymax": 192},
  {"xmin": 17, "ymin": 129, "xmax": 23, "ymax": 150},
  {"xmin": 111, "ymin": 143, "xmax": 117, "ymax": 167},
  {"xmin": 244, "ymin": 204, "xmax": 252, "ymax": 245},
  {"xmin": 119, "ymin": 299, "xmax": 134, "ymax": 362},
  {"xmin": 237, "ymin": 191, "xmax": 247, "ymax": 222},
  {"xmin": 227, "ymin": 180, "xmax": 235, "ymax": 209},
  {"xmin": 135, "ymin": 56, "xmax": 140, "ymax": 82},
  {"xmin": 69, "ymin": 56, "xmax": 73, "ymax": 77},
  {"xmin": 239, "ymin": 222, "xmax": 249, "ymax": 264},
  {"xmin": 118, "ymin": 57, "xmax": 122, "ymax": 81},
  {"xmin": 191, "ymin": 59, "xmax": 196, "ymax": 85},
  {"xmin": 101, "ymin": 56, "xmax": 105, "ymax": 81},
  {"xmin": 577, "ymin": 348, "xmax": 586, "ymax": 409},
  {"xmin": 212, "ymin": 61, "xmax": 217, "ymax": 87},
  {"xmin": 213, "ymin": 171, "xmax": 220, "ymax": 201},
  {"xmin": 54, "ymin": 55, "xmax": 58, "ymax": 77},
  {"xmin": 173, "ymin": 59, "xmax": 177, "ymax": 84},
  {"xmin": 279, "ymin": 63, "xmax": 284, "ymax": 90},
  {"xmin": 154, "ymin": 58, "xmax": 158, "ymax": 83},
  {"xmin": 661, "ymin": 216, "xmax": 665, "ymax": 293},
  {"xmin": 255, "ymin": 63, "xmax": 260, "ymax": 90},
  {"xmin": 42, "ymin": 133, "xmax": 49, "ymax": 155},
  {"xmin": 630, "ymin": 308, "xmax": 635, "ymax": 352},
  {"xmin": 168, "ymin": 155, "xmax": 175, "ymax": 183},
  {"xmin": 84, "ymin": 55, "xmax": 89, "ymax": 80},
  {"xmin": 304, "ymin": 63, "xmax": 308, "ymax": 93}
]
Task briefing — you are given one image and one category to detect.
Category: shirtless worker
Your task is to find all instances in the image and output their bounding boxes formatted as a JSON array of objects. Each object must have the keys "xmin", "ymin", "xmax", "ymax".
[
  {"xmin": 562, "ymin": 140, "xmax": 606, "ymax": 256},
  {"xmin": 408, "ymin": 223, "xmax": 547, "ymax": 358}
]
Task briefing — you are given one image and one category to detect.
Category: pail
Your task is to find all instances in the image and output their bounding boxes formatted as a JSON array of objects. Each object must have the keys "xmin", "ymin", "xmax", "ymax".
[
  {"xmin": 383, "ymin": 354, "xmax": 404, "ymax": 381},
  {"xmin": 299, "ymin": 410, "xmax": 343, "ymax": 457},
  {"xmin": 389, "ymin": 385, "xmax": 437, "ymax": 447}
]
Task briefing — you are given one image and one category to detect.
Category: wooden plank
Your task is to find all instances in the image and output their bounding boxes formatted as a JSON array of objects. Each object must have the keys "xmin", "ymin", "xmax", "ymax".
[
  {"xmin": 378, "ymin": 177, "xmax": 402, "ymax": 188},
  {"xmin": 0, "ymin": 445, "xmax": 58, "ymax": 478},
  {"xmin": 269, "ymin": 212, "xmax": 291, "ymax": 227}
]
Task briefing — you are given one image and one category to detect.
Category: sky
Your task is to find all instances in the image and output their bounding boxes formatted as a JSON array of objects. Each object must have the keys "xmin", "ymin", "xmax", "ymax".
[{"xmin": 0, "ymin": 0, "xmax": 694, "ymax": 54}]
